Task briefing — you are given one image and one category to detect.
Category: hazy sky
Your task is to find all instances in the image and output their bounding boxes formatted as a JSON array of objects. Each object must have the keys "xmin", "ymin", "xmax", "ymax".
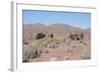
[{"xmin": 23, "ymin": 10, "xmax": 91, "ymax": 29}]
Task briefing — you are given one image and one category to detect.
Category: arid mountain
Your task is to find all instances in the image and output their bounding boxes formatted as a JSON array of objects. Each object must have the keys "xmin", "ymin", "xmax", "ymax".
[
  {"xmin": 48, "ymin": 23, "xmax": 84, "ymax": 33},
  {"xmin": 23, "ymin": 23, "xmax": 46, "ymax": 33},
  {"xmin": 23, "ymin": 23, "xmax": 90, "ymax": 42},
  {"xmin": 23, "ymin": 23, "xmax": 86, "ymax": 33}
]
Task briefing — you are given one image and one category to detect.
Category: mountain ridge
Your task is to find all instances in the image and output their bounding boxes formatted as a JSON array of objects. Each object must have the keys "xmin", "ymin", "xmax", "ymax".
[{"xmin": 23, "ymin": 23, "xmax": 90, "ymax": 33}]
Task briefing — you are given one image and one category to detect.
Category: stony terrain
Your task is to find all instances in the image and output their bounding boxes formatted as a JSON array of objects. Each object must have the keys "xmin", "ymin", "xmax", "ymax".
[{"xmin": 22, "ymin": 23, "xmax": 91, "ymax": 62}]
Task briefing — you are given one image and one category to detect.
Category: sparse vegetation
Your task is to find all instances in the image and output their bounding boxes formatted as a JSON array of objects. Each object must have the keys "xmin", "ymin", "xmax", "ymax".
[{"xmin": 23, "ymin": 23, "xmax": 91, "ymax": 62}]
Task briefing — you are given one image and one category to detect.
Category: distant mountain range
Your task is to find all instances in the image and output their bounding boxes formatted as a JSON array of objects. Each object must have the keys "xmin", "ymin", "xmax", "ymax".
[
  {"xmin": 23, "ymin": 23, "xmax": 90, "ymax": 42},
  {"xmin": 23, "ymin": 23, "xmax": 90, "ymax": 33}
]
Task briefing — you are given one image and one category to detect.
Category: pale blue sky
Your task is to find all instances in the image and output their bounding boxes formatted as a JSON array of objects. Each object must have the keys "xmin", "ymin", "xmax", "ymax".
[{"xmin": 22, "ymin": 10, "xmax": 91, "ymax": 29}]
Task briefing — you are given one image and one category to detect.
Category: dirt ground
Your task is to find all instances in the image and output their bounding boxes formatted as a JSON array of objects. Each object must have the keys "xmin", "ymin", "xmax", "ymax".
[{"xmin": 23, "ymin": 32, "xmax": 91, "ymax": 62}]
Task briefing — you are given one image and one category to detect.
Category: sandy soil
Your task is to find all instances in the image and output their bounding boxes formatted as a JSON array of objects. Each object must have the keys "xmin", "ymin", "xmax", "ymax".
[{"xmin": 23, "ymin": 32, "xmax": 91, "ymax": 62}]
